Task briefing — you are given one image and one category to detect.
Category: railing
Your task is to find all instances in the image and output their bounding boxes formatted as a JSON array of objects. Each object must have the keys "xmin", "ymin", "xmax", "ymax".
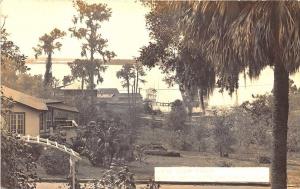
[
  {"xmin": 17, "ymin": 135, "xmax": 81, "ymax": 160},
  {"xmin": 155, "ymin": 102, "xmax": 171, "ymax": 107}
]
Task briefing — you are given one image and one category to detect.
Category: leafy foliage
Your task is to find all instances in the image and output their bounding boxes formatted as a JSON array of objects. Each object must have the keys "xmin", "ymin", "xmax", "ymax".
[
  {"xmin": 212, "ymin": 109, "xmax": 236, "ymax": 157},
  {"xmin": 75, "ymin": 119, "xmax": 133, "ymax": 167},
  {"xmin": 1, "ymin": 132, "xmax": 38, "ymax": 189},
  {"xmin": 164, "ymin": 100, "xmax": 187, "ymax": 131},
  {"xmin": 1, "ymin": 27, "xmax": 29, "ymax": 88},
  {"xmin": 39, "ymin": 149, "xmax": 70, "ymax": 175},
  {"xmin": 138, "ymin": 2, "xmax": 215, "ymax": 113},
  {"xmin": 33, "ymin": 28, "xmax": 66, "ymax": 87},
  {"xmin": 82, "ymin": 167, "xmax": 135, "ymax": 189},
  {"xmin": 1, "ymin": 27, "xmax": 27, "ymax": 73},
  {"xmin": 68, "ymin": 0, "xmax": 115, "ymax": 89}
]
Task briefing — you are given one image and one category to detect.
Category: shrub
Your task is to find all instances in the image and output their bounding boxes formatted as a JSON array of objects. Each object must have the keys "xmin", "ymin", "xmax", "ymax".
[
  {"xmin": 165, "ymin": 100, "xmax": 187, "ymax": 131},
  {"xmin": 40, "ymin": 149, "xmax": 70, "ymax": 175},
  {"xmin": 1, "ymin": 132, "xmax": 38, "ymax": 189},
  {"xmin": 212, "ymin": 109, "xmax": 236, "ymax": 157},
  {"xmin": 219, "ymin": 161, "xmax": 233, "ymax": 167},
  {"xmin": 288, "ymin": 125, "xmax": 300, "ymax": 152},
  {"xmin": 82, "ymin": 167, "xmax": 135, "ymax": 189},
  {"xmin": 168, "ymin": 130, "xmax": 194, "ymax": 151},
  {"xmin": 257, "ymin": 156, "xmax": 271, "ymax": 164},
  {"xmin": 79, "ymin": 119, "xmax": 134, "ymax": 167}
]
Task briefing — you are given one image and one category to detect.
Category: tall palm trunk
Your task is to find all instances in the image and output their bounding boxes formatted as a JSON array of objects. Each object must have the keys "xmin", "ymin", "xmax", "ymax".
[
  {"xmin": 133, "ymin": 76, "xmax": 136, "ymax": 109},
  {"xmin": 127, "ymin": 79, "xmax": 131, "ymax": 109},
  {"xmin": 271, "ymin": 3, "xmax": 289, "ymax": 189},
  {"xmin": 136, "ymin": 70, "xmax": 139, "ymax": 94},
  {"xmin": 44, "ymin": 53, "xmax": 52, "ymax": 87},
  {"xmin": 271, "ymin": 62, "xmax": 289, "ymax": 189}
]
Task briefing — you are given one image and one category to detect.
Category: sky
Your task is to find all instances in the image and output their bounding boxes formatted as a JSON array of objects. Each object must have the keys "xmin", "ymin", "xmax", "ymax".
[
  {"xmin": 1, "ymin": 0, "xmax": 300, "ymax": 107},
  {"xmin": 1, "ymin": 0, "xmax": 150, "ymax": 59}
]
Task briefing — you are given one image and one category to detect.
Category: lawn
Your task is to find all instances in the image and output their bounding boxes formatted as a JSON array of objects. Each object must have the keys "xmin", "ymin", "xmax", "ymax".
[
  {"xmin": 36, "ymin": 123, "xmax": 300, "ymax": 187},
  {"xmin": 37, "ymin": 150, "xmax": 300, "ymax": 187}
]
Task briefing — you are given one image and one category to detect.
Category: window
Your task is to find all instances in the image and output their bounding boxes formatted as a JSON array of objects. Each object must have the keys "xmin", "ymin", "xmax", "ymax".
[
  {"xmin": 39, "ymin": 112, "xmax": 45, "ymax": 131},
  {"xmin": 46, "ymin": 111, "xmax": 52, "ymax": 129},
  {"xmin": 9, "ymin": 113, "xmax": 25, "ymax": 135}
]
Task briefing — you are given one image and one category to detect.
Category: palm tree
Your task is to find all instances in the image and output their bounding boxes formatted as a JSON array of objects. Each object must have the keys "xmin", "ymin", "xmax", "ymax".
[
  {"xmin": 175, "ymin": 2, "xmax": 300, "ymax": 188},
  {"xmin": 33, "ymin": 28, "xmax": 65, "ymax": 87},
  {"xmin": 116, "ymin": 64, "xmax": 135, "ymax": 108}
]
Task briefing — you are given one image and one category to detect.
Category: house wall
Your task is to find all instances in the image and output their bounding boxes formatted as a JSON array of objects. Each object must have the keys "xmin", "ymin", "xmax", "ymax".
[{"xmin": 11, "ymin": 103, "xmax": 41, "ymax": 136}]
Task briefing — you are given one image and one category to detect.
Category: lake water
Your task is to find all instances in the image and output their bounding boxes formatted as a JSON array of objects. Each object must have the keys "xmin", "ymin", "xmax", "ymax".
[{"xmin": 27, "ymin": 64, "xmax": 300, "ymax": 107}]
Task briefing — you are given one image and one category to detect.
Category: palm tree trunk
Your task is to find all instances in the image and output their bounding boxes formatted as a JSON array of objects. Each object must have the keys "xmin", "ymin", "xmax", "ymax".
[
  {"xmin": 271, "ymin": 63, "xmax": 289, "ymax": 189},
  {"xmin": 136, "ymin": 71, "xmax": 139, "ymax": 94},
  {"xmin": 133, "ymin": 76, "xmax": 136, "ymax": 108},
  {"xmin": 127, "ymin": 79, "xmax": 131, "ymax": 109}
]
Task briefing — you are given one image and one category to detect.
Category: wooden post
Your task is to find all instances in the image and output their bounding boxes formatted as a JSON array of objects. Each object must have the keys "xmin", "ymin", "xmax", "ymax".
[{"xmin": 69, "ymin": 156, "xmax": 76, "ymax": 189}]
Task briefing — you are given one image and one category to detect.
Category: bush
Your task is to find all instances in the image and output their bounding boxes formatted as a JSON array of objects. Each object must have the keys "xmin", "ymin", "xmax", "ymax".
[
  {"xmin": 257, "ymin": 156, "xmax": 271, "ymax": 164},
  {"xmin": 40, "ymin": 149, "xmax": 70, "ymax": 175},
  {"xmin": 168, "ymin": 130, "xmax": 194, "ymax": 151},
  {"xmin": 212, "ymin": 109, "xmax": 236, "ymax": 157},
  {"xmin": 78, "ymin": 119, "xmax": 134, "ymax": 167},
  {"xmin": 27, "ymin": 143, "xmax": 44, "ymax": 161},
  {"xmin": 82, "ymin": 167, "xmax": 135, "ymax": 189},
  {"xmin": 219, "ymin": 161, "xmax": 233, "ymax": 167},
  {"xmin": 1, "ymin": 132, "xmax": 38, "ymax": 189},
  {"xmin": 288, "ymin": 125, "xmax": 300, "ymax": 152},
  {"xmin": 165, "ymin": 100, "xmax": 187, "ymax": 131}
]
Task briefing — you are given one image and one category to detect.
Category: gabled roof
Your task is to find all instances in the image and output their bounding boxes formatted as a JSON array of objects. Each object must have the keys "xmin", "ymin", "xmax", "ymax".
[{"xmin": 2, "ymin": 86, "xmax": 48, "ymax": 111}]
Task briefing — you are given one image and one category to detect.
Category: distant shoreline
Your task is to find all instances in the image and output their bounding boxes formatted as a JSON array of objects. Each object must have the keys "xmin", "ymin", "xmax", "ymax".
[{"xmin": 26, "ymin": 58, "xmax": 137, "ymax": 65}]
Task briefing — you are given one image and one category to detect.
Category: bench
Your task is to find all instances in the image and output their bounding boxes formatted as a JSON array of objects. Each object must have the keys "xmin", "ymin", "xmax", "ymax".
[{"xmin": 154, "ymin": 167, "xmax": 270, "ymax": 186}]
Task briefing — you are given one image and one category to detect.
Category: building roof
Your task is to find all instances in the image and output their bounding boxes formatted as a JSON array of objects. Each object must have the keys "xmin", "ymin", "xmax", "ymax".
[
  {"xmin": 117, "ymin": 93, "xmax": 143, "ymax": 98},
  {"xmin": 98, "ymin": 88, "xmax": 119, "ymax": 94},
  {"xmin": 47, "ymin": 103, "xmax": 79, "ymax": 113},
  {"xmin": 43, "ymin": 99, "xmax": 64, "ymax": 104},
  {"xmin": 2, "ymin": 86, "xmax": 48, "ymax": 111}
]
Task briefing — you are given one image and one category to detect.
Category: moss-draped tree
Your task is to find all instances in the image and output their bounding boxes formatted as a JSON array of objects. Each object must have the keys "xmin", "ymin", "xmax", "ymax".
[
  {"xmin": 68, "ymin": 0, "xmax": 115, "ymax": 90},
  {"xmin": 33, "ymin": 28, "xmax": 65, "ymax": 87}
]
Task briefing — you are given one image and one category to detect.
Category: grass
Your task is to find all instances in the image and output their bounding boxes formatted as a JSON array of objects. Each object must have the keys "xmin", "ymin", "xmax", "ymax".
[
  {"xmin": 36, "ymin": 151, "xmax": 300, "ymax": 186},
  {"xmin": 36, "ymin": 122, "xmax": 300, "ymax": 186}
]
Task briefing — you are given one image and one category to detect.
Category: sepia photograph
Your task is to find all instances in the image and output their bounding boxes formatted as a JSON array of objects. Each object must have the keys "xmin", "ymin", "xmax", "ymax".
[{"xmin": 0, "ymin": 1, "xmax": 300, "ymax": 189}]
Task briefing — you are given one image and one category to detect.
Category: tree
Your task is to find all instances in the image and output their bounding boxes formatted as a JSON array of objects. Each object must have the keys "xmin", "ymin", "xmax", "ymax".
[
  {"xmin": 1, "ymin": 25, "xmax": 39, "ymax": 188},
  {"xmin": 173, "ymin": 2, "xmax": 300, "ymax": 188},
  {"xmin": 1, "ymin": 26, "xmax": 28, "ymax": 85},
  {"xmin": 116, "ymin": 64, "xmax": 135, "ymax": 108},
  {"xmin": 33, "ymin": 28, "xmax": 65, "ymax": 87},
  {"xmin": 165, "ymin": 100, "xmax": 187, "ymax": 132},
  {"xmin": 212, "ymin": 109, "xmax": 236, "ymax": 157},
  {"xmin": 130, "ymin": 63, "xmax": 146, "ymax": 111},
  {"xmin": 138, "ymin": 2, "xmax": 215, "ymax": 115},
  {"xmin": 69, "ymin": 0, "xmax": 115, "ymax": 90},
  {"xmin": 79, "ymin": 119, "xmax": 131, "ymax": 167}
]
